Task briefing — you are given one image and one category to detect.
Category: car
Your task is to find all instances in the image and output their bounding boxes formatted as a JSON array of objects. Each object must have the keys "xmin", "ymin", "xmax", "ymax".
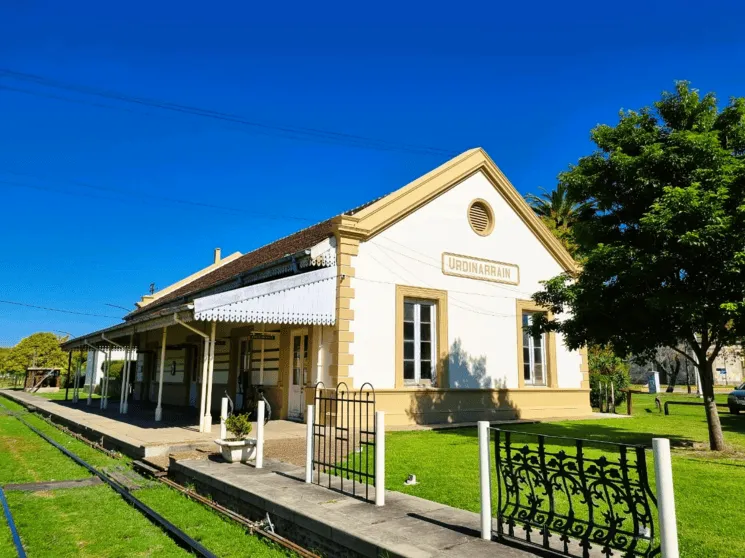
[{"xmin": 727, "ymin": 382, "xmax": 745, "ymax": 414}]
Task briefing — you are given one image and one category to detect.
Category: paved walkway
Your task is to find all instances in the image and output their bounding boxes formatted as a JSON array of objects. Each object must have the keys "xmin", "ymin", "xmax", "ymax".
[
  {"xmin": 0, "ymin": 390, "xmax": 306, "ymax": 457},
  {"xmin": 173, "ymin": 456, "xmax": 533, "ymax": 558}
]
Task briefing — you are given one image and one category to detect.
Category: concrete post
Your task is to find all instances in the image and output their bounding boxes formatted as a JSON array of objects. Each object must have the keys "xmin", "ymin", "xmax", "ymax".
[
  {"xmin": 375, "ymin": 411, "xmax": 385, "ymax": 506},
  {"xmin": 256, "ymin": 400, "xmax": 265, "ymax": 469},
  {"xmin": 220, "ymin": 397, "xmax": 228, "ymax": 441},
  {"xmin": 653, "ymin": 438, "xmax": 679, "ymax": 558},
  {"xmin": 305, "ymin": 404, "xmax": 314, "ymax": 483},
  {"xmin": 203, "ymin": 321, "xmax": 216, "ymax": 431},
  {"xmin": 155, "ymin": 327, "xmax": 167, "ymax": 422},
  {"xmin": 478, "ymin": 421, "xmax": 492, "ymax": 540}
]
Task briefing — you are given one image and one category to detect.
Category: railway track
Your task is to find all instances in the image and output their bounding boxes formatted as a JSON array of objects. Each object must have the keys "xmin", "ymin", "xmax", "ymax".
[{"xmin": 0, "ymin": 397, "xmax": 318, "ymax": 558}]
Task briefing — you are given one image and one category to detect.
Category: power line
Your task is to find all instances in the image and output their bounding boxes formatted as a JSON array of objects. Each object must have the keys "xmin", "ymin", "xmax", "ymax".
[
  {"xmin": 0, "ymin": 173, "xmax": 316, "ymax": 222},
  {"xmin": 0, "ymin": 299, "xmax": 122, "ymax": 319},
  {"xmin": 0, "ymin": 68, "xmax": 459, "ymax": 157}
]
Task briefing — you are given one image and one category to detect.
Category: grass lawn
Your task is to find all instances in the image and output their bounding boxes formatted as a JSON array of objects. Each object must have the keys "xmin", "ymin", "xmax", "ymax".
[
  {"xmin": 385, "ymin": 392, "xmax": 745, "ymax": 558},
  {"xmin": 1, "ymin": 388, "xmax": 101, "ymax": 402},
  {"xmin": 0, "ymin": 395, "xmax": 292, "ymax": 558}
]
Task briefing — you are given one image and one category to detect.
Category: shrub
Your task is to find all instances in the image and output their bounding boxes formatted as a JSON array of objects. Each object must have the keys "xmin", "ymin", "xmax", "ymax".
[{"xmin": 224, "ymin": 413, "xmax": 252, "ymax": 440}]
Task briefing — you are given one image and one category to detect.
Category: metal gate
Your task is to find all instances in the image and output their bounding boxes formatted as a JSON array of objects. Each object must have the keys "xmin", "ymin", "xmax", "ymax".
[
  {"xmin": 493, "ymin": 428, "xmax": 660, "ymax": 557},
  {"xmin": 312, "ymin": 382, "xmax": 376, "ymax": 501}
]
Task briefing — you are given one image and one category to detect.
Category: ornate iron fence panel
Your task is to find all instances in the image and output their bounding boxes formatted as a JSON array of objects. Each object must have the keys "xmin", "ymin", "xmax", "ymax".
[
  {"xmin": 312, "ymin": 382, "xmax": 376, "ymax": 502},
  {"xmin": 492, "ymin": 428, "xmax": 659, "ymax": 558}
]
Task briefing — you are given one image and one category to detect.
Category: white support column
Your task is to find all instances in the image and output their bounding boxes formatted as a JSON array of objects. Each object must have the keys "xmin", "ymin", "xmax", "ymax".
[
  {"xmin": 305, "ymin": 404, "xmax": 314, "ymax": 483},
  {"xmin": 203, "ymin": 321, "xmax": 216, "ymax": 432},
  {"xmin": 375, "ymin": 411, "xmax": 385, "ymax": 506},
  {"xmin": 220, "ymin": 397, "xmax": 228, "ymax": 440},
  {"xmin": 119, "ymin": 347, "xmax": 129, "ymax": 413},
  {"xmin": 653, "ymin": 438, "xmax": 679, "ymax": 558},
  {"xmin": 101, "ymin": 348, "xmax": 111, "ymax": 410},
  {"xmin": 198, "ymin": 337, "xmax": 209, "ymax": 432},
  {"xmin": 73, "ymin": 358, "xmax": 81, "ymax": 403},
  {"xmin": 478, "ymin": 421, "xmax": 492, "ymax": 540},
  {"xmin": 86, "ymin": 350, "xmax": 93, "ymax": 406},
  {"xmin": 122, "ymin": 331, "xmax": 134, "ymax": 414},
  {"xmin": 155, "ymin": 327, "xmax": 167, "ymax": 422},
  {"xmin": 255, "ymin": 400, "xmax": 265, "ymax": 469}
]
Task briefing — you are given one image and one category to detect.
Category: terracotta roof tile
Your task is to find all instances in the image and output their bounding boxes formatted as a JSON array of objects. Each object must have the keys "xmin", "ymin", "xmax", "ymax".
[{"xmin": 128, "ymin": 218, "xmax": 336, "ymax": 318}]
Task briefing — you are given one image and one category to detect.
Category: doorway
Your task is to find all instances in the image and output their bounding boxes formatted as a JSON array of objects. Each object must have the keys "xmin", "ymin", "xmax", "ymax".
[{"xmin": 288, "ymin": 330, "xmax": 308, "ymax": 420}]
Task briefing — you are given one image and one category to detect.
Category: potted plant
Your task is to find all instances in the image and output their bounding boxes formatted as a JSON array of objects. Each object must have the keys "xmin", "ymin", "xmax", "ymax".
[{"xmin": 215, "ymin": 413, "xmax": 256, "ymax": 463}]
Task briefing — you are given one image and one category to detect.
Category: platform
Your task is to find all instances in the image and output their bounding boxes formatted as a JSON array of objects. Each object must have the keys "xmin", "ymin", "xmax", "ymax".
[
  {"xmin": 171, "ymin": 456, "xmax": 534, "ymax": 558},
  {"xmin": 0, "ymin": 389, "xmax": 306, "ymax": 458}
]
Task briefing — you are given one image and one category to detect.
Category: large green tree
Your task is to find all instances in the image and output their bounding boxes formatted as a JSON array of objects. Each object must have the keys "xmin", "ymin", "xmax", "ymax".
[
  {"xmin": 532, "ymin": 82, "xmax": 745, "ymax": 451},
  {"xmin": 2, "ymin": 332, "xmax": 68, "ymax": 375}
]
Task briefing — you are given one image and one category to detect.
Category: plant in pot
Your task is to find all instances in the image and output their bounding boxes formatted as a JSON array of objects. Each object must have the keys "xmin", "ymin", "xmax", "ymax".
[{"xmin": 215, "ymin": 413, "xmax": 256, "ymax": 463}]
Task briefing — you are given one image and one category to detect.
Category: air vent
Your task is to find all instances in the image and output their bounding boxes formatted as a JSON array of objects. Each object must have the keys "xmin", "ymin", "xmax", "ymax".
[{"xmin": 468, "ymin": 200, "xmax": 494, "ymax": 236}]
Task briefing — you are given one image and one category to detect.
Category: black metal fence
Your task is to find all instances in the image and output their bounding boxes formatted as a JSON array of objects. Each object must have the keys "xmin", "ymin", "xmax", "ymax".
[
  {"xmin": 492, "ymin": 428, "xmax": 659, "ymax": 557},
  {"xmin": 312, "ymin": 382, "xmax": 376, "ymax": 502}
]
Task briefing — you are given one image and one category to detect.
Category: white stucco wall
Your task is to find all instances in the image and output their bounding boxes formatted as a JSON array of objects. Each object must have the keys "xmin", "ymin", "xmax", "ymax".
[{"xmin": 350, "ymin": 170, "xmax": 582, "ymax": 390}]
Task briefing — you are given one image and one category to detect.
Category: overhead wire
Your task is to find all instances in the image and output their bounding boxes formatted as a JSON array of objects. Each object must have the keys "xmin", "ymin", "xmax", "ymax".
[
  {"xmin": 0, "ymin": 68, "xmax": 458, "ymax": 157},
  {"xmin": 0, "ymin": 299, "xmax": 122, "ymax": 319}
]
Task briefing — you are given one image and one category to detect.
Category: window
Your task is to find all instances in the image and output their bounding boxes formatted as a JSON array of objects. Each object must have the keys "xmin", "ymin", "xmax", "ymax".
[
  {"xmin": 403, "ymin": 299, "xmax": 437, "ymax": 384},
  {"xmin": 522, "ymin": 312, "xmax": 546, "ymax": 386}
]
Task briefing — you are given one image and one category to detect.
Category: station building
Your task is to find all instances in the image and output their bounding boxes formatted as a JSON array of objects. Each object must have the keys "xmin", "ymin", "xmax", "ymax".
[{"xmin": 62, "ymin": 148, "xmax": 591, "ymax": 427}]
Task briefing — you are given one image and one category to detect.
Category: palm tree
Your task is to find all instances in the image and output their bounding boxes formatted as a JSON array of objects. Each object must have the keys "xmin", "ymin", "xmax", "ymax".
[{"xmin": 525, "ymin": 183, "xmax": 590, "ymax": 228}]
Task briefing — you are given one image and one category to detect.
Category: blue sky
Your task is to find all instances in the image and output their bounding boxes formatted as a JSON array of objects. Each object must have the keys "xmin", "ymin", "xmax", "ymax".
[{"xmin": 1, "ymin": 0, "xmax": 744, "ymax": 345}]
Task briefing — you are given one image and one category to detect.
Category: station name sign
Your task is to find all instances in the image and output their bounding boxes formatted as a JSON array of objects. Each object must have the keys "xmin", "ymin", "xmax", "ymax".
[{"xmin": 441, "ymin": 252, "xmax": 519, "ymax": 285}]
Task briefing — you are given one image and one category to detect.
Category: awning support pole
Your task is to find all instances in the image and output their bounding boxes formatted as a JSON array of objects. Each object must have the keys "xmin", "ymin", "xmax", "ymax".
[
  {"xmin": 203, "ymin": 321, "xmax": 217, "ymax": 432},
  {"xmin": 73, "ymin": 349, "xmax": 83, "ymax": 403},
  {"xmin": 119, "ymin": 346, "xmax": 129, "ymax": 414},
  {"xmin": 173, "ymin": 316, "xmax": 210, "ymax": 432},
  {"xmin": 155, "ymin": 327, "xmax": 167, "ymax": 422},
  {"xmin": 83, "ymin": 341, "xmax": 98, "ymax": 406},
  {"xmin": 101, "ymin": 347, "xmax": 111, "ymax": 410},
  {"xmin": 101, "ymin": 334, "xmax": 125, "ymax": 412},
  {"xmin": 122, "ymin": 331, "xmax": 135, "ymax": 414},
  {"xmin": 64, "ymin": 351, "xmax": 72, "ymax": 402}
]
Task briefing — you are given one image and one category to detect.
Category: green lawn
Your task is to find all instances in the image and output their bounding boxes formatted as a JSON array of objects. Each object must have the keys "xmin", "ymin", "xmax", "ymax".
[
  {"xmin": 1, "ymin": 388, "xmax": 101, "ymax": 402},
  {"xmin": 0, "ymin": 395, "xmax": 292, "ymax": 558},
  {"xmin": 385, "ymin": 393, "xmax": 745, "ymax": 558}
]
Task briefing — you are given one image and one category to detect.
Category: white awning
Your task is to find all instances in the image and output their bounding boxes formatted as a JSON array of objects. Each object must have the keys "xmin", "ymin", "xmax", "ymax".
[{"xmin": 193, "ymin": 267, "xmax": 337, "ymax": 325}]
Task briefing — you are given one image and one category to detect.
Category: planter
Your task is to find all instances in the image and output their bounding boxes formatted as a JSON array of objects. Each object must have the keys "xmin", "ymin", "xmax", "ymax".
[{"xmin": 214, "ymin": 438, "xmax": 257, "ymax": 463}]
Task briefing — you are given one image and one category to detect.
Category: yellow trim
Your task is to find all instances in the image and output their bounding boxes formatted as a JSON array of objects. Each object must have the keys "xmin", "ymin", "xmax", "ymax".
[
  {"xmin": 330, "ymin": 236, "xmax": 358, "ymax": 385},
  {"xmin": 333, "ymin": 148, "xmax": 578, "ymax": 274},
  {"xmin": 395, "ymin": 285, "xmax": 449, "ymax": 389},
  {"xmin": 374, "ymin": 388, "xmax": 591, "ymax": 426},
  {"xmin": 467, "ymin": 198, "xmax": 495, "ymax": 236},
  {"xmin": 516, "ymin": 299, "xmax": 558, "ymax": 389}
]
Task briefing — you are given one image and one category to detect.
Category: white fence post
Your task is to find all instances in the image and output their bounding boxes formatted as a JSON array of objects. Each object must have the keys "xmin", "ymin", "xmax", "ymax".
[
  {"xmin": 255, "ymin": 401, "xmax": 265, "ymax": 469},
  {"xmin": 478, "ymin": 421, "xmax": 492, "ymax": 540},
  {"xmin": 305, "ymin": 404, "xmax": 314, "ymax": 483},
  {"xmin": 375, "ymin": 411, "xmax": 385, "ymax": 506},
  {"xmin": 220, "ymin": 397, "xmax": 228, "ymax": 440},
  {"xmin": 653, "ymin": 438, "xmax": 679, "ymax": 558}
]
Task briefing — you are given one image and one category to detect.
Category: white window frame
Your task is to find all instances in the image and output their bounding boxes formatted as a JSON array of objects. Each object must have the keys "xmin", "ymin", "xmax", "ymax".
[
  {"xmin": 403, "ymin": 299, "xmax": 437, "ymax": 385},
  {"xmin": 522, "ymin": 312, "xmax": 547, "ymax": 386}
]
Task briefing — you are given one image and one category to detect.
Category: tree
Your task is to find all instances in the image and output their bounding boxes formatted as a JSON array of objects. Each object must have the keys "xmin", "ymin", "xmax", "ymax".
[
  {"xmin": 526, "ymin": 183, "xmax": 591, "ymax": 256},
  {"xmin": 2, "ymin": 332, "xmax": 68, "ymax": 376},
  {"xmin": 531, "ymin": 82, "xmax": 745, "ymax": 451}
]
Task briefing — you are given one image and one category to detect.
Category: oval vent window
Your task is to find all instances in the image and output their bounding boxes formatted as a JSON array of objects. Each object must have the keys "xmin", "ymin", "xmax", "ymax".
[{"xmin": 468, "ymin": 200, "xmax": 494, "ymax": 236}]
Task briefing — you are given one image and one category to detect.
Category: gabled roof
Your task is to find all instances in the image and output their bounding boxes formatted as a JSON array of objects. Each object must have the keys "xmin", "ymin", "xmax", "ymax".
[
  {"xmin": 128, "ymin": 148, "xmax": 577, "ymax": 319},
  {"xmin": 337, "ymin": 147, "xmax": 578, "ymax": 272}
]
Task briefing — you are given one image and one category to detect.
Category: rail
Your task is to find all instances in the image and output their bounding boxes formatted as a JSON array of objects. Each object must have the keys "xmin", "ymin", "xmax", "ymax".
[
  {"xmin": 0, "ymin": 399, "xmax": 217, "ymax": 558},
  {"xmin": 663, "ymin": 400, "xmax": 730, "ymax": 415},
  {"xmin": 0, "ymin": 486, "xmax": 26, "ymax": 557}
]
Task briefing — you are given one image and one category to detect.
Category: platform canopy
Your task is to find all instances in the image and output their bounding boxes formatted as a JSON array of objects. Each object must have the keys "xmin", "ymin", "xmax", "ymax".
[{"xmin": 192, "ymin": 266, "xmax": 337, "ymax": 325}]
